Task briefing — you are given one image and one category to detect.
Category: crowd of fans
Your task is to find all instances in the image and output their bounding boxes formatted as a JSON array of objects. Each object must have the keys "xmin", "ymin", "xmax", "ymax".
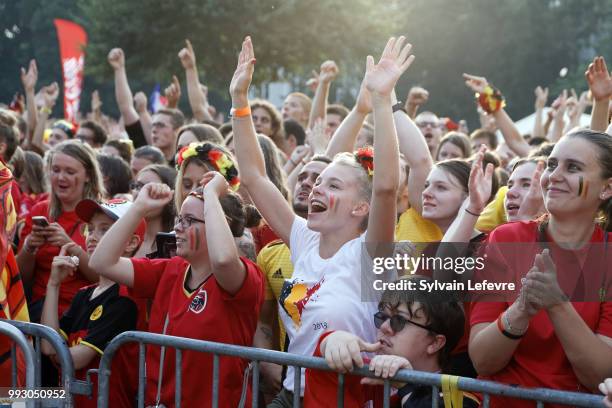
[{"xmin": 0, "ymin": 34, "xmax": 611, "ymax": 408}]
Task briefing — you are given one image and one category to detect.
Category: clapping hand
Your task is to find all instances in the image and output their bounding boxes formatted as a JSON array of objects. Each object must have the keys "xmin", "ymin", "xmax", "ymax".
[
  {"xmin": 467, "ymin": 145, "xmax": 494, "ymax": 215},
  {"xmin": 522, "ymin": 249, "xmax": 567, "ymax": 310}
]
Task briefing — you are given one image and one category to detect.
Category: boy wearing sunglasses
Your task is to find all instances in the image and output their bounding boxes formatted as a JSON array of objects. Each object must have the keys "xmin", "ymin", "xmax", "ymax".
[{"xmin": 304, "ymin": 275, "xmax": 479, "ymax": 407}]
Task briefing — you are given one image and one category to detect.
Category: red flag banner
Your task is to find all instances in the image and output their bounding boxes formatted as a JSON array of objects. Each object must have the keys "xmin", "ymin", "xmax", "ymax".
[{"xmin": 54, "ymin": 19, "xmax": 87, "ymax": 123}]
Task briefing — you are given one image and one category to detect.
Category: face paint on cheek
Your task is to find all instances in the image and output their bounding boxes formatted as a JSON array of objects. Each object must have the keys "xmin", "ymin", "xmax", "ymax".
[
  {"xmin": 194, "ymin": 226, "xmax": 201, "ymax": 251},
  {"xmin": 578, "ymin": 176, "xmax": 583, "ymax": 197},
  {"xmin": 189, "ymin": 228, "xmax": 196, "ymax": 252},
  {"xmin": 329, "ymin": 194, "xmax": 336, "ymax": 212}
]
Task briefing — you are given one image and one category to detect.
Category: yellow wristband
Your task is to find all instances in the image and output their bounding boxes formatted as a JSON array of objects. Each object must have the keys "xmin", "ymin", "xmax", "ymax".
[{"xmin": 40, "ymin": 107, "xmax": 52, "ymax": 115}]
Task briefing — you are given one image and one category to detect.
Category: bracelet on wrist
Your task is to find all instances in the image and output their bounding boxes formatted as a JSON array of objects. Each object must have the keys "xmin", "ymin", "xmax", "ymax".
[
  {"xmin": 230, "ymin": 106, "xmax": 251, "ymax": 118},
  {"xmin": 496, "ymin": 314, "xmax": 524, "ymax": 340},
  {"xmin": 497, "ymin": 311, "xmax": 527, "ymax": 340},
  {"xmin": 392, "ymin": 102, "xmax": 407, "ymax": 114},
  {"xmin": 465, "ymin": 208, "xmax": 481, "ymax": 217},
  {"xmin": 40, "ymin": 107, "xmax": 52, "ymax": 115},
  {"xmin": 476, "ymin": 85, "xmax": 505, "ymax": 114}
]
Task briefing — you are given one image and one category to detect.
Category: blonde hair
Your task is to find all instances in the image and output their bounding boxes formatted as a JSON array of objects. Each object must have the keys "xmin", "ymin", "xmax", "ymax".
[
  {"xmin": 332, "ymin": 152, "xmax": 372, "ymax": 231},
  {"xmin": 287, "ymin": 92, "xmax": 312, "ymax": 120},
  {"xmin": 47, "ymin": 140, "xmax": 104, "ymax": 220}
]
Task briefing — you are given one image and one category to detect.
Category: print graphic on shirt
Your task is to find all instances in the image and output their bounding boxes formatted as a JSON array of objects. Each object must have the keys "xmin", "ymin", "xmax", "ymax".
[
  {"xmin": 279, "ymin": 277, "xmax": 324, "ymax": 328},
  {"xmin": 272, "ymin": 268, "xmax": 283, "ymax": 279},
  {"xmin": 189, "ymin": 287, "xmax": 208, "ymax": 314},
  {"xmin": 89, "ymin": 305, "xmax": 103, "ymax": 321}
]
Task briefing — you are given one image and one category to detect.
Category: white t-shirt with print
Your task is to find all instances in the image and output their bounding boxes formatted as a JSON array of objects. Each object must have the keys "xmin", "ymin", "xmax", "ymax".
[{"xmin": 279, "ymin": 216, "xmax": 378, "ymax": 395}]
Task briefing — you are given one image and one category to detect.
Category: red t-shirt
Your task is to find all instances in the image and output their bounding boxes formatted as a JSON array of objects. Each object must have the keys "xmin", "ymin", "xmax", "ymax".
[
  {"xmin": 304, "ymin": 332, "xmax": 396, "ymax": 408},
  {"xmin": 19, "ymin": 200, "xmax": 89, "ymax": 316},
  {"xmin": 18, "ymin": 192, "xmax": 49, "ymax": 219},
  {"xmin": 130, "ymin": 256, "xmax": 264, "ymax": 408},
  {"xmin": 470, "ymin": 221, "xmax": 612, "ymax": 407},
  {"xmin": 252, "ymin": 222, "xmax": 280, "ymax": 254}
]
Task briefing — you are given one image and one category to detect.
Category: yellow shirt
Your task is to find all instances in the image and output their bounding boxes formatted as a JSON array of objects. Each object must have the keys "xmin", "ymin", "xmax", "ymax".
[
  {"xmin": 475, "ymin": 186, "xmax": 508, "ymax": 233},
  {"xmin": 256, "ymin": 239, "xmax": 293, "ymax": 349},
  {"xmin": 395, "ymin": 207, "xmax": 443, "ymax": 242}
]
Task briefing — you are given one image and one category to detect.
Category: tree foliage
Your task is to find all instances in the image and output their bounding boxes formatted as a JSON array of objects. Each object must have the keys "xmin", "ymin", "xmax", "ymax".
[{"xmin": 1, "ymin": 0, "xmax": 612, "ymax": 125}]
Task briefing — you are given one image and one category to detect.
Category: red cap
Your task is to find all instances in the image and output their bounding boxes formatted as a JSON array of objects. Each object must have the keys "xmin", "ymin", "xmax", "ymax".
[{"xmin": 76, "ymin": 198, "xmax": 146, "ymax": 243}]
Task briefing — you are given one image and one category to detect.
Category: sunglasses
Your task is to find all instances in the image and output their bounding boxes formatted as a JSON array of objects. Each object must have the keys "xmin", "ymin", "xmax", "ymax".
[{"xmin": 373, "ymin": 311, "xmax": 434, "ymax": 334}]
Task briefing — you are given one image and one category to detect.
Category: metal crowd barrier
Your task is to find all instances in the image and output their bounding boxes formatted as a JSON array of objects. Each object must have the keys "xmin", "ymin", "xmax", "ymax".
[
  {"xmin": 0, "ymin": 321, "xmax": 36, "ymax": 408},
  {"xmin": 2, "ymin": 319, "xmax": 93, "ymax": 407},
  {"xmin": 98, "ymin": 330, "xmax": 606, "ymax": 408}
]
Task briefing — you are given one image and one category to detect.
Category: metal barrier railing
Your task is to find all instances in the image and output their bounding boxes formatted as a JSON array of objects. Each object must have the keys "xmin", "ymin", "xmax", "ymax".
[
  {"xmin": 98, "ymin": 330, "xmax": 606, "ymax": 408},
  {"xmin": 2, "ymin": 319, "xmax": 93, "ymax": 407},
  {"xmin": 0, "ymin": 321, "xmax": 36, "ymax": 408}
]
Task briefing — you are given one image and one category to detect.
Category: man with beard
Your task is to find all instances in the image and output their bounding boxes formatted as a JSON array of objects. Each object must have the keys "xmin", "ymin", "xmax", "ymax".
[{"xmin": 254, "ymin": 155, "xmax": 330, "ymax": 402}]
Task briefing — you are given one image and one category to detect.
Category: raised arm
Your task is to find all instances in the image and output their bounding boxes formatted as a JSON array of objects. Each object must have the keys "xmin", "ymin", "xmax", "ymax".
[
  {"xmin": 533, "ymin": 86, "xmax": 548, "ymax": 138},
  {"xmin": 133, "ymin": 92, "xmax": 152, "ymax": 144},
  {"xmin": 392, "ymin": 89, "xmax": 432, "ymax": 214},
  {"xmin": 435, "ymin": 147, "xmax": 492, "ymax": 282},
  {"xmin": 463, "ymin": 74, "xmax": 530, "ymax": 157},
  {"xmin": 325, "ymin": 65, "xmax": 372, "ymax": 157},
  {"xmin": 20, "ymin": 59, "xmax": 38, "ymax": 146},
  {"xmin": 307, "ymin": 60, "xmax": 338, "ymax": 129},
  {"xmin": 107, "ymin": 48, "xmax": 139, "ymax": 126},
  {"xmin": 548, "ymin": 90, "xmax": 567, "ymax": 142},
  {"xmin": 365, "ymin": 36, "xmax": 414, "ymax": 244},
  {"xmin": 31, "ymin": 82, "xmax": 59, "ymax": 153},
  {"xmin": 90, "ymin": 90, "xmax": 103, "ymax": 125},
  {"xmin": 89, "ymin": 183, "xmax": 172, "ymax": 286},
  {"xmin": 179, "ymin": 39, "xmax": 214, "ymax": 122},
  {"xmin": 200, "ymin": 171, "xmax": 246, "ymax": 294},
  {"xmin": 230, "ymin": 37, "xmax": 295, "ymax": 244},
  {"xmin": 325, "ymin": 68, "xmax": 372, "ymax": 159},
  {"xmin": 404, "ymin": 86, "xmax": 429, "ymax": 119},
  {"xmin": 443, "ymin": 146, "xmax": 493, "ymax": 243},
  {"xmin": 164, "ymin": 75, "xmax": 181, "ymax": 109},
  {"xmin": 586, "ymin": 56, "xmax": 612, "ymax": 132}
]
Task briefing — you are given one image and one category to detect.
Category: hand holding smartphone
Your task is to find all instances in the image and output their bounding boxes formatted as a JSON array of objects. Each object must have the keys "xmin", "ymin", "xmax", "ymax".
[{"xmin": 32, "ymin": 216, "xmax": 50, "ymax": 228}]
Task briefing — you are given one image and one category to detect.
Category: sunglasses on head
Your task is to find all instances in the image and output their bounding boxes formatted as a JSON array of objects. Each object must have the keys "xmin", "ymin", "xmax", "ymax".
[{"xmin": 373, "ymin": 311, "xmax": 434, "ymax": 334}]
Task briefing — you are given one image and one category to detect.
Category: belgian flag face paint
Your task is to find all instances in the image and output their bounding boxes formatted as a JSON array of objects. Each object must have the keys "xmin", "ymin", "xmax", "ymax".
[{"xmin": 578, "ymin": 176, "xmax": 589, "ymax": 199}]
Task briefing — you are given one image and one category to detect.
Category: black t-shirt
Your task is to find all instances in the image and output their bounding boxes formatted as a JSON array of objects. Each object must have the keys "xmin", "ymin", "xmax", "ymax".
[
  {"xmin": 59, "ymin": 283, "xmax": 137, "ymax": 354},
  {"xmin": 398, "ymin": 383, "xmax": 480, "ymax": 408},
  {"xmin": 124, "ymin": 120, "xmax": 147, "ymax": 149}
]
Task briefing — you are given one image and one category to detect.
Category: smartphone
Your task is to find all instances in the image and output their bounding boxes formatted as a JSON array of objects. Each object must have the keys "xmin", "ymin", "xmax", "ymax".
[
  {"xmin": 32, "ymin": 216, "xmax": 50, "ymax": 228},
  {"xmin": 146, "ymin": 232, "xmax": 177, "ymax": 259}
]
